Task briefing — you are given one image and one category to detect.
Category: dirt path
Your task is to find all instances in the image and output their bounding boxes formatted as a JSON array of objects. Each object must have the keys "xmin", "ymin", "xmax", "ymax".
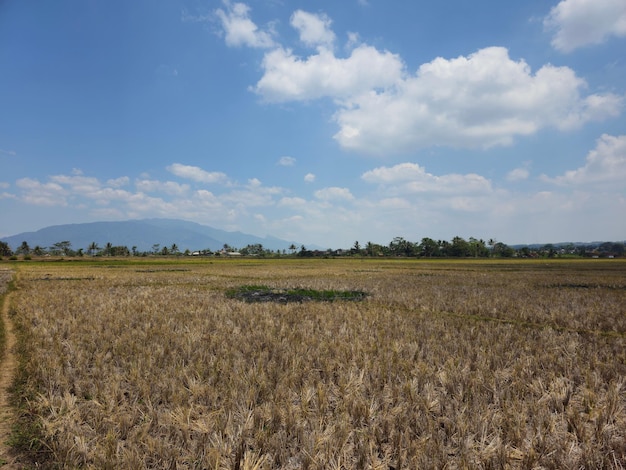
[{"xmin": 0, "ymin": 269, "xmax": 19, "ymax": 469}]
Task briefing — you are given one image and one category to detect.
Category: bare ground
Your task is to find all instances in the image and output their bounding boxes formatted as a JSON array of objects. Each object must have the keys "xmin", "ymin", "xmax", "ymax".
[{"xmin": 0, "ymin": 269, "xmax": 19, "ymax": 469}]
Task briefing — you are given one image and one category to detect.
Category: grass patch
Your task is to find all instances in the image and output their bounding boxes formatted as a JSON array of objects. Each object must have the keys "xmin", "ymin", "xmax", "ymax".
[{"xmin": 226, "ymin": 284, "xmax": 368, "ymax": 303}]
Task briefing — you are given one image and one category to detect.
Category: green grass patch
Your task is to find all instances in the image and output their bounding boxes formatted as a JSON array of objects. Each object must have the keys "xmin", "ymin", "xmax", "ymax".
[{"xmin": 226, "ymin": 285, "xmax": 368, "ymax": 303}]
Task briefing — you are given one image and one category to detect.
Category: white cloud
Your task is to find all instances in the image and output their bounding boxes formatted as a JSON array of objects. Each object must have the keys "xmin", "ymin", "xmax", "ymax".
[
  {"xmin": 136, "ymin": 179, "xmax": 190, "ymax": 196},
  {"xmin": 253, "ymin": 45, "xmax": 404, "ymax": 102},
  {"xmin": 167, "ymin": 163, "xmax": 229, "ymax": 184},
  {"xmin": 221, "ymin": 178, "xmax": 284, "ymax": 207},
  {"xmin": 290, "ymin": 10, "xmax": 336, "ymax": 48},
  {"xmin": 361, "ymin": 162, "xmax": 493, "ymax": 195},
  {"xmin": 278, "ymin": 196, "xmax": 306, "ymax": 207},
  {"xmin": 542, "ymin": 133, "xmax": 626, "ymax": 185},
  {"xmin": 107, "ymin": 176, "xmax": 130, "ymax": 188},
  {"xmin": 544, "ymin": 0, "xmax": 626, "ymax": 52},
  {"xmin": 304, "ymin": 173, "xmax": 316, "ymax": 182},
  {"xmin": 50, "ymin": 174, "xmax": 101, "ymax": 193},
  {"xmin": 277, "ymin": 156, "xmax": 296, "ymax": 166},
  {"xmin": 0, "ymin": 149, "xmax": 16, "ymax": 157},
  {"xmin": 334, "ymin": 47, "xmax": 623, "ymax": 154},
  {"xmin": 506, "ymin": 168, "xmax": 530, "ymax": 181},
  {"xmin": 215, "ymin": 1, "xmax": 275, "ymax": 48},
  {"xmin": 16, "ymin": 178, "xmax": 67, "ymax": 206},
  {"xmin": 378, "ymin": 197, "xmax": 412, "ymax": 209},
  {"xmin": 314, "ymin": 187, "xmax": 354, "ymax": 201},
  {"xmin": 223, "ymin": 7, "xmax": 621, "ymax": 154}
]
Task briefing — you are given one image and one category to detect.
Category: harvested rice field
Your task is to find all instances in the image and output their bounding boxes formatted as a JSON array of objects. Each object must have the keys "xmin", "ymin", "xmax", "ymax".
[{"xmin": 2, "ymin": 258, "xmax": 625, "ymax": 469}]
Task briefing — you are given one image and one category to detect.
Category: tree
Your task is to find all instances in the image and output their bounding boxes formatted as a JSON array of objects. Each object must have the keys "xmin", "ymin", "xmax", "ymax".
[
  {"xmin": 170, "ymin": 243, "xmax": 179, "ymax": 255},
  {"xmin": 450, "ymin": 236, "xmax": 470, "ymax": 257},
  {"xmin": 88, "ymin": 242, "xmax": 100, "ymax": 257},
  {"xmin": 351, "ymin": 241, "xmax": 362, "ymax": 255},
  {"xmin": 419, "ymin": 237, "xmax": 439, "ymax": 257},
  {"xmin": 17, "ymin": 241, "xmax": 31, "ymax": 255},
  {"xmin": 104, "ymin": 242, "xmax": 113, "ymax": 257},
  {"xmin": 365, "ymin": 241, "xmax": 384, "ymax": 257},
  {"xmin": 52, "ymin": 241, "xmax": 73, "ymax": 256},
  {"xmin": 33, "ymin": 245, "xmax": 45, "ymax": 256},
  {"xmin": 493, "ymin": 242, "xmax": 515, "ymax": 258},
  {"xmin": 438, "ymin": 240, "xmax": 451, "ymax": 256},
  {"xmin": 241, "ymin": 243, "xmax": 265, "ymax": 256},
  {"xmin": 288, "ymin": 244, "xmax": 297, "ymax": 255},
  {"xmin": 0, "ymin": 241, "xmax": 12, "ymax": 257},
  {"xmin": 297, "ymin": 245, "xmax": 313, "ymax": 257},
  {"xmin": 389, "ymin": 237, "xmax": 416, "ymax": 257},
  {"xmin": 109, "ymin": 246, "xmax": 130, "ymax": 257},
  {"xmin": 468, "ymin": 237, "xmax": 488, "ymax": 258}
]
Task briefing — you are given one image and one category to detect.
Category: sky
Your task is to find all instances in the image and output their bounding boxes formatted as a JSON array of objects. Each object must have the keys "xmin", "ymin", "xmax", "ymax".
[{"xmin": 1, "ymin": 0, "xmax": 625, "ymax": 249}]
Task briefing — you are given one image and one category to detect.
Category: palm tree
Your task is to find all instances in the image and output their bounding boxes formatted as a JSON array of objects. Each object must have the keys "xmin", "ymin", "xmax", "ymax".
[{"xmin": 88, "ymin": 242, "xmax": 99, "ymax": 257}]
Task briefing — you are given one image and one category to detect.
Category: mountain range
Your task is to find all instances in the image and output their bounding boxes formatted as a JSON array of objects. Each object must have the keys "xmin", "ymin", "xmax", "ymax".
[{"xmin": 1, "ymin": 219, "xmax": 304, "ymax": 253}]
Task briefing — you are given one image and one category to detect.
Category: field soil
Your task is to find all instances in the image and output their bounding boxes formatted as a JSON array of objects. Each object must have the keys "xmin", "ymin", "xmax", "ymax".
[{"xmin": 0, "ymin": 269, "xmax": 18, "ymax": 469}]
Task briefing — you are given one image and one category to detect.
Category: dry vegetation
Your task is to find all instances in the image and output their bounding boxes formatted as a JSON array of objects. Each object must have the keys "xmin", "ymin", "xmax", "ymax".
[{"xmin": 6, "ymin": 258, "xmax": 626, "ymax": 469}]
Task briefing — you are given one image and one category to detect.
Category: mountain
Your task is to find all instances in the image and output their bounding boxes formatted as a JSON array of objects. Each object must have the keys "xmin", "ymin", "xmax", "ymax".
[{"xmin": 1, "ymin": 219, "xmax": 303, "ymax": 253}]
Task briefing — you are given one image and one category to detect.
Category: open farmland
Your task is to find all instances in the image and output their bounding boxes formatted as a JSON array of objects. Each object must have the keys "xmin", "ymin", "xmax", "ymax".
[{"xmin": 5, "ymin": 259, "xmax": 626, "ymax": 469}]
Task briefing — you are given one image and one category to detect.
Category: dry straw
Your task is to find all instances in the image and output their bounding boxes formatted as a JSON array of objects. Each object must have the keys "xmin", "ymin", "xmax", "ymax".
[{"xmin": 7, "ymin": 259, "xmax": 626, "ymax": 468}]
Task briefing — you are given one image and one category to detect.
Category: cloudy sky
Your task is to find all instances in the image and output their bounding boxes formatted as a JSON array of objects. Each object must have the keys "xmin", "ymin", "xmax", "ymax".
[{"xmin": 1, "ymin": 0, "xmax": 625, "ymax": 248}]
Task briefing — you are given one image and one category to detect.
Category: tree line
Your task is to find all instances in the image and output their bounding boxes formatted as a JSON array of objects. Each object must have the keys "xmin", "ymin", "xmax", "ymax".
[{"xmin": 1, "ymin": 237, "xmax": 624, "ymax": 260}]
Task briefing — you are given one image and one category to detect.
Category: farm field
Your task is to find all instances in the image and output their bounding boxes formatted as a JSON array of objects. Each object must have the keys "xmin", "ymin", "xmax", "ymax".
[{"xmin": 3, "ymin": 258, "xmax": 626, "ymax": 469}]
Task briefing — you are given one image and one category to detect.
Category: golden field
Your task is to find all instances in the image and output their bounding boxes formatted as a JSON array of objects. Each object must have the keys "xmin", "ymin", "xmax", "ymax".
[{"xmin": 4, "ymin": 258, "xmax": 626, "ymax": 469}]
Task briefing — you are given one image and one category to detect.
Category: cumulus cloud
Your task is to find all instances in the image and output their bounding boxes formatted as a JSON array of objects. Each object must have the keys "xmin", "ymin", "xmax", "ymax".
[
  {"xmin": 253, "ymin": 45, "xmax": 404, "ymax": 102},
  {"xmin": 542, "ymin": 133, "xmax": 626, "ymax": 185},
  {"xmin": 213, "ymin": 4, "xmax": 623, "ymax": 156},
  {"xmin": 506, "ymin": 167, "xmax": 530, "ymax": 181},
  {"xmin": 361, "ymin": 162, "xmax": 493, "ymax": 195},
  {"xmin": 544, "ymin": 0, "xmax": 626, "ymax": 52},
  {"xmin": 215, "ymin": 1, "xmax": 275, "ymax": 48},
  {"xmin": 136, "ymin": 179, "xmax": 190, "ymax": 196},
  {"xmin": 221, "ymin": 178, "xmax": 284, "ymax": 207},
  {"xmin": 107, "ymin": 176, "xmax": 130, "ymax": 188},
  {"xmin": 16, "ymin": 178, "xmax": 67, "ymax": 206},
  {"xmin": 290, "ymin": 10, "xmax": 336, "ymax": 48},
  {"xmin": 304, "ymin": 173, "xmax": 316, "ymax": 182},
  {"xmin": 334, "ymin": 47, "xmax": 623, "ymax": 154},
  {"xmin": 314, "ymin": 187, "xmax": 354, "ymax": 201},
  {"xmin": 167, "ymin": 163, "xmax": 230, "ymax": 184},
  {"xmin": 9, "ymin": 167, "xmax": 295, "ymax": 232},
  {"xmin": 217, "ymin": 5, "xmax": 622, "ymax": 154},
  {"xmin": 278, "ymin": 196, "xmax": 306, "ymax": 207},
  {"xmin": 277, "ymin": 156, "xmax": 296, "ymax": 166},
  {"xmin": 50, "ymin": 174, "xmax": 101, "ymax": 193}
]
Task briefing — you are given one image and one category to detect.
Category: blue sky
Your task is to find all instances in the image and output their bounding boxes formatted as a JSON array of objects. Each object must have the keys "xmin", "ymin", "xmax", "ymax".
[{"xmin": 1, "ymin": 0, "xmax": 625, "ymax": 248}]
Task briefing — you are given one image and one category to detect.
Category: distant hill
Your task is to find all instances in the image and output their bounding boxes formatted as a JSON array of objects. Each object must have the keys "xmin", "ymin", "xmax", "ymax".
[{"xmin": 1, "ymin": 219, "xmax": 303, "ymax": 253}]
